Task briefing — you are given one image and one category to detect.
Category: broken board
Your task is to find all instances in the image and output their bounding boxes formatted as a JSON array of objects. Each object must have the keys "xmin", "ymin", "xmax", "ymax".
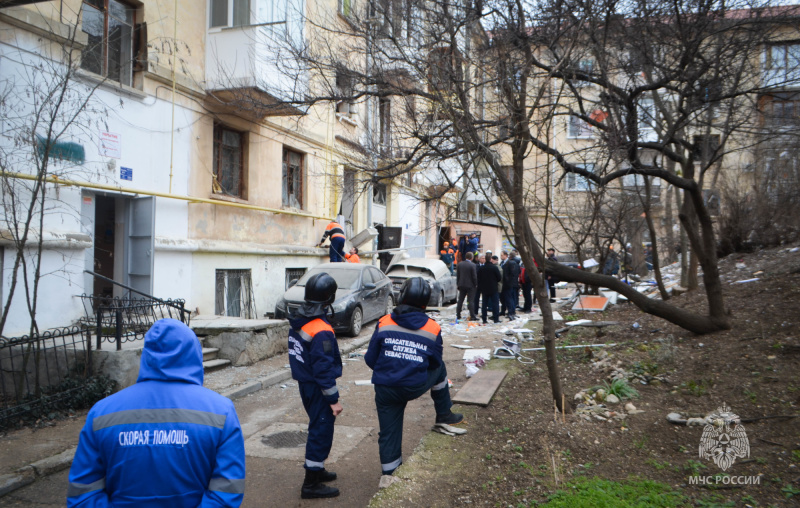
[
  {"xmin": 572, "ymin": 295, "xmax": 610, "ymax": 311},
  {"xmin": 452, "ymin": 369, "xmax": 508, "ymax": 407}
]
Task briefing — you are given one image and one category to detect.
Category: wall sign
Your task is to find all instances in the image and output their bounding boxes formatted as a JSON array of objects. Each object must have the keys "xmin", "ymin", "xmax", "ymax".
[
  {"xmin": 100, "ymin": 131, "xmax": 121, "ymax": 159},
  {"xmin": 120, "ymin": 167, "xmax": 132, "ymax": 181}
]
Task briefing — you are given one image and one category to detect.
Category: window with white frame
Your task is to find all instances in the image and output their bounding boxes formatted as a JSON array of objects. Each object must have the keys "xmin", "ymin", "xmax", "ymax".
[
  {"xmin": 210, "ymin": 0, "xmax": 251, "ymax": 28},
  {"xmin": 622, "ymin": 172, "xmax": 662, "ymax": 188},
  {"xmin": 767, "ymin": 42, "xmax": 800, "ymax": 74},
  {"xmin": 565, "ymin": 163, "xmax": 595, "ymax": 191},
  {"xmin": 215, "ymin": 269, "xmax": 255, "ymax": 318},
  {"xmin": 567, "ymin": 114, "xmax": 593, "ymax": 138},
  {"xmin": 282, "ymin": 148, "xmax": 304, "ymax": 208}
]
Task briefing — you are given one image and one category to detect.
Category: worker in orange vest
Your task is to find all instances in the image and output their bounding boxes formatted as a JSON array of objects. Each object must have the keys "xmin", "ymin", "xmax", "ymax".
[
  {"xmin": 439, "ymin": 242, "xmax": 455, "ymax": 274},
  {"xmin": 364, "ymin": 277, "xmax": 465, "ymax": 480},
  {"xmin": 344, "ymin": 247, "xmax": 360, "ymax": 264},
  {"xmin": 317, "ymin": 221, "xmax": 346, "ymax": 262}
]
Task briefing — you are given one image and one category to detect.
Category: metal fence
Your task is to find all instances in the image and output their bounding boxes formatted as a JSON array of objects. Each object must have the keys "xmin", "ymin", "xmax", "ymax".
[
  {"xmin": 78, "ymin": 295, "xmax": 190, "ymax": 351},
  {"xmin": 0, "ymin": 326, "xmax": 90, "ymax": 426}
]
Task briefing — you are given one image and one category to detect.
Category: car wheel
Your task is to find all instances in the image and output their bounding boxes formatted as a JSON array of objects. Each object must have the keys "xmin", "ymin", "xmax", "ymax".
[
  {"xmin": 384, "ymin": 294, "xmax": 394, "ymax": 316},
  {"xmin": 348, "ymin": 306, "xmax": 363, "ymax": 336}
]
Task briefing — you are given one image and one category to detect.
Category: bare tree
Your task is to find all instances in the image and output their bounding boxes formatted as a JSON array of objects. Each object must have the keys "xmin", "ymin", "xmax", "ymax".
[{"xmin": 0, "ymin": 9, "xmax": 104, "ymax": 342}]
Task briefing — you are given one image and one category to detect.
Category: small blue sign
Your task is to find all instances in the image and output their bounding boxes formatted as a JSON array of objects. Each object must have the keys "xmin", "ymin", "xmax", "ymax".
[{"xmin": 120, "ymin": 166, "xmax": 132, "ymax": 181}]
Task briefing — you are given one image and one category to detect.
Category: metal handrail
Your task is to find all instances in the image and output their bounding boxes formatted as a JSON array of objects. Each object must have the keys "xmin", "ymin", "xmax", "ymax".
[{"xmin": 83, "ymin": 270, "xmax": 190, "ymax": 318}]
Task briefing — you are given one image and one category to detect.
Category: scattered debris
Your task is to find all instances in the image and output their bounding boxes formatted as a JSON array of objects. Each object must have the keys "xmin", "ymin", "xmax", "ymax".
[
  {"xmin": 732, "ymin": 278, "xmax": 760, "ymax": 284},
  {"xmin": 462, "ymin": 349, "xmax": 492, "ymax": 361},
  {"xmin": 379, "ymin": 475, "xmax": 401, "ymax": 489},
  {"xmin": 572, "ymin": 295, "xmax": 610, "ymax": 311},
  {"xmin": 450, "ymin": 344, "xmax": 473, "ymax": 349},
  {"xmin": 354, "ymin": 380, "xmax": 373, "ymax": 386},
  {"xmin": 452, "ymin": 369, "xmax": 508, "ymax": 406}
]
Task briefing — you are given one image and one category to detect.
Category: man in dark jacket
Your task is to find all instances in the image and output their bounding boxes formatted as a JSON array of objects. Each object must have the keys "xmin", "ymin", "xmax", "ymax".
[
  {"xmin": 365, "ymin": 277, "xmax": 464, "ymax": 478},
  {"xmin": 455, "ymin": 252, "xmax": 478, "ymax": 321},
  {"xmin": 68, "ymin": 319, "xmax": 245, "ymax": 508},
  {"xmin": 502, "ymin": 252, "xmax": 521, "ymax": 321},
  {"xmin": 478, "ymin": 255, "xmax": 502, "ymax": 323},
  {"xmin": 288, "ymin": 273, "xmax": 343, "ymax": 499}
]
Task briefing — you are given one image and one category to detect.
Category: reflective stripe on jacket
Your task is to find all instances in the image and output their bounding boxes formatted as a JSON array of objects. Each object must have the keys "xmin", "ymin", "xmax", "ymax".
[
  {"xmin": 321, "ymin": 221, "xmax": 346, "ymax": 241},
  {"xmin": 67, "ymin": 319, "xmax": 245, "ymax": 508},
  {"xmin": 288, "ymin": 316, "xmax": 342, "ymax": 403},
  {"xmin": 364, "ymin": 311, "xmax": 443, "ymax": 387}
]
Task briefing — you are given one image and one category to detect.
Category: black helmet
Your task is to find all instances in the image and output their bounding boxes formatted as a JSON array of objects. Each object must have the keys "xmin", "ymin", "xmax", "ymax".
[
  {"xmin": 304, "ymin": 273, "xmax": 338, "ymax": 305},
  {"xmin": 398, "ymin": 277, "xmax": 431, "ymax": 309}
]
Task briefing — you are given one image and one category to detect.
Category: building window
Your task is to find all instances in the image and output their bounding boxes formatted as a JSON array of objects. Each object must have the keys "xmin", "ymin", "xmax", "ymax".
[
  {"xmin": 213, "ymin": 124, "xmax": 245, "ymax": 198},
  {"xmin": 767, "ymin": 43, "xmax": 800, "ymax": 72},
  {"xmin": 691, "ymin": 134, "xmax": 721, "ymax": 162},
  {"xmin": 285, "ymin": 268, "xmax": 307, "ymax": 290},
  {"xmin": 210, "ymin": 0, "xmax": 250, "ymax": 28},
  {"xmin": 637, "ymin": 98, "xmax": 658, "ymax": 142},
  {"xmin": 373, "ymin": 182, "xmax": 387, "ymax": 205},
  {"xmin": 761, "ymin": 94, "xmax": 800, "ymax": 128},
  {"xmin": 81, "ymin": 0, "xmax": 136, "ymax": 86},
  {"xmin": 282, "ymin": 148, "xmax": 304, "ymax": 208},
  {"xmin": 215, "ymin": 269, "xmax": 255, "ymax": 318},
  {"xmin": 379, "ymin": 97, "xmax": 392, "ymax": 156},
  {"xmin": 565, "ymin": 163, "xmax": 595, "ymax": 191},
  {"xmin": 567, "ymin": 114, "xmax": 593, "ymax": 138},
  {"xmin": 336, "ymin": 69, "xmax": 355, "ymax": 114},
  {"xmin": 339, "ymin": 0, "xmax": 351, "ymax": 17}
]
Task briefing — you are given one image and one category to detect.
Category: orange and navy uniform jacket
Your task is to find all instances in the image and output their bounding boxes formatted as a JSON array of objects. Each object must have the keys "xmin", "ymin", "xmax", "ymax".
[
  {"xmin": 364, "ymin": 309, "xmax": 443, "ymax": 387},
  {"xmin": 320, "ymin": 221, "xmax": 346, "ymax": 243},
  {"xmin": 344, "ymin": 253, "xmax": 360, "ymax": 264},
  {"xmin": 439, "ymin": 247, "xmax": 455, "ymax": 265},
  {"xmin": 288, "ymin": 316, "xmax": 342, "ymax": 403}
]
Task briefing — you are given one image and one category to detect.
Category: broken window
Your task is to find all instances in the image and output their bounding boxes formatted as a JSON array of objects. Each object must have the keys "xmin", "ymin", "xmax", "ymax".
[
  {"xmin": 215, "ymin": 269, "xmax": 255, "ymax": 318},
  {"xmin": 81, "ymin": 0, "xmax": 136, "ymax": 86},
  {"xmin": 213, "ymin": 123, "xmax": 246, "ymax": 198},
  {"xmin": 379, "ymin": 96, "xmax": 392, "ymax": 156},
  {"xmin": 282, "ymin": 148, "xmax": 304, "ymax": 208},
  {"xmin": 373, "ymin": 182, "xmax": 387, "ymax": 205}
]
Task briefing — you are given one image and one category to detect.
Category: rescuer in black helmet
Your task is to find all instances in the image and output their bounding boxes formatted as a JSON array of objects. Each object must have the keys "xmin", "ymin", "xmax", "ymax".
[
  {"xmin": 364, "ymin": 277, "xmax": 465, "ymax": 483},
  {"xmin": 397, "ymin": 276, "xmax": 431, "ymax": 309},
  {"xmin": 287, "ymin": 272, "xmax": 343, "ymax": 498}
]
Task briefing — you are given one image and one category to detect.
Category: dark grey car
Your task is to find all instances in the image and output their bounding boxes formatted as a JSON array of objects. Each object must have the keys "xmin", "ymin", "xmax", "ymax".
[{"xmin": 274, "ymin": 263, "xmax": 394, "ymax": 336}]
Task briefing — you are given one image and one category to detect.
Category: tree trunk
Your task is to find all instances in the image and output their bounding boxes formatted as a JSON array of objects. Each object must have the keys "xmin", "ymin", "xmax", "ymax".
[{"xmin": 643, "ymin": 177, "xmax": 670, "ymax": 300}]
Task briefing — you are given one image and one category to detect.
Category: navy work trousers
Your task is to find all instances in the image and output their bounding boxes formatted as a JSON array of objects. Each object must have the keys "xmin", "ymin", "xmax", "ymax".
[
  {"xmin": 374, "ymin": 364, "xmax": 452, "ymax": 475},
  {"xmin": 329, "ymin": 237, "xmax": 346, "ymax": 262},
  {"xmin": 299, "ymin": 382, "xmax": 335, "ymax": 470}
]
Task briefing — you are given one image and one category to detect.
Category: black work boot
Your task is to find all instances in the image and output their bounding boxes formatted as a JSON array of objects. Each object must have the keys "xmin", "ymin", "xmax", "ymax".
[
  {"xmin": 435, "ymin": 412, "xmax": 464, "ymax": 425},
  {"xmin": 301, "ymin": 469, "xmax": 340, "ymax": 499},
  {"xmin": 318, "ymin": 469, "xmax": 337, "ymax": 482}
]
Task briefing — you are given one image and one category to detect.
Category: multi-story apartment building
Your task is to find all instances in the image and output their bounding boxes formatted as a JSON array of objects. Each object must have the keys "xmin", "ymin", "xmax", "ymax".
[{"xmin": 0, "ymin": 0, "xmax": 452, "ymax": 336}]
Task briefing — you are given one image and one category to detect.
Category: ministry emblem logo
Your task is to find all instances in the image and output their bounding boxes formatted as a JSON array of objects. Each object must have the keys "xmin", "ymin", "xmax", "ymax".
[{"xmin": 699, "ymin": 403, "xmax": 750, "ymax": 471}]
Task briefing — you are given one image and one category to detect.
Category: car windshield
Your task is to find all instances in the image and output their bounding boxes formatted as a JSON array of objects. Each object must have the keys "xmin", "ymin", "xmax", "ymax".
[{"xmin": 295, "ymin": 267, "xmax": 361, "ymax": 290}]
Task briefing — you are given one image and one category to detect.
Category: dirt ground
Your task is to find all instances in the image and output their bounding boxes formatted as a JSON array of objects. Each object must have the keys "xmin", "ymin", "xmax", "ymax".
[{"xmin": 372, "ymin": 245, "xmax": 800, "ymax": 507}]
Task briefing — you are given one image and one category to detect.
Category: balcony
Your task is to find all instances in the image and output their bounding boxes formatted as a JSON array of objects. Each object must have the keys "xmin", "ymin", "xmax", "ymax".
[{"xmin": 205, "ymin": 4, "xmax": 307, "ymax": 118}]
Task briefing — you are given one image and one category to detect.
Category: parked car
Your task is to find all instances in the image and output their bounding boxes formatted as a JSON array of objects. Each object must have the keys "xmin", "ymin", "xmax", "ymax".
[
  {"xmin": 384, "ymin": 258, "xmax": 458, "ymax": 307},
  {"xmin": 274, "ymin": 263, "xmax": 393, "ymax": 336}
]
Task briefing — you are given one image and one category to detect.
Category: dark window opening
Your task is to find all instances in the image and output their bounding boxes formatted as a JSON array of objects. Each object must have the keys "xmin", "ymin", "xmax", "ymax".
[
  {"xmin": 285, "ymin": 268, "xmax": 307, "ymax": 290},
  {"xmin": 213, "ymin": 124, "xmax": 245, "ymax": 198},
  {"xmin": 81, "ymin": 0, "xmax": 136, "ymax": 86},
  {"xmin": 282, "ymin": 148, "xmax": 304, "ymax": 208},
  {"xmin": 373, "ymin": 182, "xmax": 387, "ymax": 205},
  {"xmin": 215, "ymin": 269, "xmax": 255, "ymax": 318}
]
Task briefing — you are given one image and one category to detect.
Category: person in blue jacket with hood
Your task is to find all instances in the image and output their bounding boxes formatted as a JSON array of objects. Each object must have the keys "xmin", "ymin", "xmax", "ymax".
[
  {"xmin": 365, "ymin": 277, "xmax": 465, "ymax": 479},
  {"xmin": 288, "ymin": 272, "xmax": 343, "ymax": 499},
  {"xmin": 67, "ymin": 318, "xmax": 245, "ymax": 508}
]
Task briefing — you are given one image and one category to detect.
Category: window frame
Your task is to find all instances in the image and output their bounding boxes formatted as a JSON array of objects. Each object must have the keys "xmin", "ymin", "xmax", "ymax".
[
  {"xmin": 212, "ymin": 123, "xmax": 246, "ymax": 199},
  {"xmin": 209, "ymin": 0, "xmax": 252, "ymax": 29},
  {"xmin": 282, "ymin": 147, "xmax": 305, "ymax": 209},
  {"xmin": 565, "ymin": 163, "xmax": 595, "ymax": 192},
  {"xmin": 373, "ymin": 182, "xmax": 387, "ymax": 206},
  {"xmin": 80, "ymin": 0, "xmax": 137, "ymax": 86},
  {"xmin": 567, "ymin": 114, "xmax": 593, "ymax": 139}
]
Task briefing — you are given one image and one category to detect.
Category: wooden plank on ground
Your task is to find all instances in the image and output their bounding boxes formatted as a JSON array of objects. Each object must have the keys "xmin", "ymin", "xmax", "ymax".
[{"xmin": 452, "ymin": 369, "xmax": 508, "ymax": 407}]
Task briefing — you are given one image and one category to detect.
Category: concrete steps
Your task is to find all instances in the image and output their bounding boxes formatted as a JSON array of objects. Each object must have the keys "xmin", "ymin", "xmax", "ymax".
[{"xmin": 201, "ymin": 345, "xmax": 230, "ymax": 372}]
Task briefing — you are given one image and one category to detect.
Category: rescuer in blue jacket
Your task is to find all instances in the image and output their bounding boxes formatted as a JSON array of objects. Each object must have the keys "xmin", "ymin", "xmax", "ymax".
[
  {"xmin": 67, "ymin": 319, "xmax": 245, "ymax": 508},
  {"xmin": 365, "ymin": 277, "xmax": 465, "ymax": 478},
  {"xmin": 288, "ymin": 272, "xmax": 343, "ymax": 499}
]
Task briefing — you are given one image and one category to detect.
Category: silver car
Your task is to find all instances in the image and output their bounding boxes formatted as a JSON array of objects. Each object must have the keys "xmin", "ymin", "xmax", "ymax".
[{"xmin": 384, "ymin": 258, "xmax": 458, "ymax": 307}]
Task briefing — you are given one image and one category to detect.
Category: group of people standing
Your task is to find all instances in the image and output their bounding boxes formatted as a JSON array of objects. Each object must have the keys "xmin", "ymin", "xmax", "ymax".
[
  {"xmin": 454, "ymin": 247, "xmax": 560, "ymax": 324},
  {"xmin": 68, "ymin": 274, "xmax": 465, "ymax": 506},
  {"xmin": 439, "ymin": 232, "xmax": 480, "ymax": 275}
]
